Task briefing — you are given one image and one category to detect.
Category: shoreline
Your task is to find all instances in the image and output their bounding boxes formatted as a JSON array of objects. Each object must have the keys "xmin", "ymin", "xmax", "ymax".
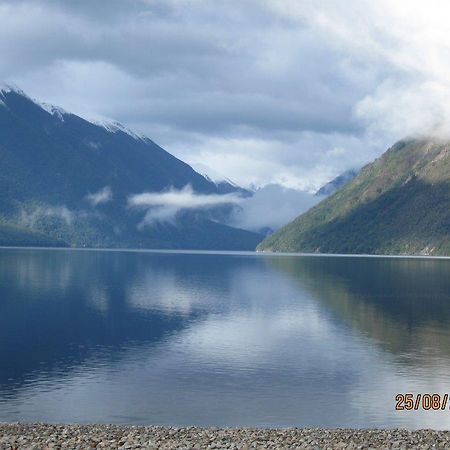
[
  {"xmin": 1, "ymin": 423, "xmax": 449, "ymax": 450},
  {"xmin": 1, "ymin": 245, "xmax": 450, "ymax": 260}
]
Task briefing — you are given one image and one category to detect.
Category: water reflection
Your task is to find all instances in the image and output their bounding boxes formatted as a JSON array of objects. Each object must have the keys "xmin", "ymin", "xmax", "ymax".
[
  {"xmin": 265, "ymin": 256, "xmax": 450, "ymax": 359},
  {"xmin": 0, "ymin": 249, "xmax": 449, "ymax": 428}
]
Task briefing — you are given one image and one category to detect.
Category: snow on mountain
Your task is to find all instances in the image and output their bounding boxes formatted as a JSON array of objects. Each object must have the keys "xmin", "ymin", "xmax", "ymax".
[
  {"xmin": 0, "ymin": 82, "xmax": 68, "ymax": 121},
  {"xmin": 191, "ymin": 163, "xmax": 239, "ymax": 187},
  {"xmin": 0, "ymin": 83, "xmax": 263, "ymax": 250},
  {"xmin": 87, "ymin": 117, "xmax": 147, "ymax": 141},
  {"xmin": 0, "ymin": 82, "xmax": 20, "ymax": 106},
  {"xmin": 0, "ymin": 82, "xmax": 149, "ymax": 141},
  {"xmin": 0, "ymin": 82, "xmax": 17, "ymax": 95},
  {"xmin": 38, "ymin": 102, "xmax": 68, "ymax": 121},
  {"xmin": 0, "ymin": 83, "xmax": 249, "ymax": 198}
]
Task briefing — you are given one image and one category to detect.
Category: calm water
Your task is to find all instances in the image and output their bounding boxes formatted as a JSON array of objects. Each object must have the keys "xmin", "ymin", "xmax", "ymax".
[{"xmin": 1, "ymin": 248, "xmax": 450, "ymax": 429}]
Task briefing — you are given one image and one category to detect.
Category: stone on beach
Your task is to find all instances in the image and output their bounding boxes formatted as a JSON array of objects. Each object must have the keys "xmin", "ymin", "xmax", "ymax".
[{"xmin": 1, "ymin": 423, "xmax": 450, "ymax": 450}]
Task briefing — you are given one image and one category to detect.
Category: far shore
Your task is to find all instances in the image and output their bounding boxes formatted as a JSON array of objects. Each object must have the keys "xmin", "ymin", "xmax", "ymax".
[
  {"xmin": 0, "ymin": 423, "xmax": 449, "ymax": 450},
  {"xmin": 1, "ymin": 245, "xmax": 450, "ymax": 260}
]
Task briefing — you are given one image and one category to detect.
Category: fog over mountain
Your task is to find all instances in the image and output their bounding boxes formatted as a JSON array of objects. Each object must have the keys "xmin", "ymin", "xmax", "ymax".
[
  {"xmin": 1, "ymin": 0, "xmax": 450, "ymax": 252},
  {"xmin": 230, "ymin": 185, "xmax": 322, "ymax": 235},
  {"xmin": 0, "ymin": 85, "xmax": 262, "ymax": 249}
]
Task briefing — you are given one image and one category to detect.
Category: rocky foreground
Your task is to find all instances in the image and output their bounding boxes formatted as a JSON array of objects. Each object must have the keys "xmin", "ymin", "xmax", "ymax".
[{"xmin": 1, "ymin": 424, "xmax": 449, "ymax": 450}]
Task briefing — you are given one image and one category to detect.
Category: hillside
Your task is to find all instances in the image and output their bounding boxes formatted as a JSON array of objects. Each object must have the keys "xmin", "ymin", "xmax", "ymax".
[
  {"xmin": 258, "ymin": 139, "xmax": 450, "ymax": 256},
  {"xmin": 0, "ymin": 223, "xmax": 68, "ymax": 247},
  {"xmin": 0, "ymin": 85, "xmax": 262, "ymax": 250},
  {"xmin": 315, "ymin": 169, "xmax": 358, "ymax": 196}
]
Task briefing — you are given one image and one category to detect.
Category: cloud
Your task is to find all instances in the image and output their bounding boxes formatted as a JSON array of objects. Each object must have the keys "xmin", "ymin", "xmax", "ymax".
[
  {"xmin": 129, "ymin": 185, "xmax": 242, "ymax": 209},
  {"xmin": 128, "ymin": 184, "xmax": 322, "ymax": 232},
  {"xmin": 85, "ymin": 186, "xmax": 113, "ymax": 206},
  {"xmin": 183, "ymin": 132, "xmax": 379, "ymax": 191},
  {"xmin": 0, "ymin": 0, "xmax": 374, "ymax": 190},
  {"xmin": 229, "ymin": 184, "xmax": 322, "ymax": 233},
  {"xmin": 2, "ymin": 0, "xmax": 450, "ymax": 190},
  {"xmin": 128, "ymin": 185, "xmax": 243, "ymax": 225},
  {"xmin": 265, "ymin": 0, "xmax": 450, "ymax": 141}
]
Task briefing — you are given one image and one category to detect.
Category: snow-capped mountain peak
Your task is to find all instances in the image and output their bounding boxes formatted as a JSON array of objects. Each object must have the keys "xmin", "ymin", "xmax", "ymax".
[
  {"xmin": 0, "ymin": 82, "xmax": 69, "ymax": 121},
  {"xmin": 0, "ymin": 82, "xmax": 147, "ymax": 139},
  {"xmin": 190, "ymin": 163, "xmax": 252, "ymax": 196},
  {"xmin": 0, "ymin": 82, "xmax": 23, "ymax": 107},
  {"xmin": 37, "ymin": 102, "xmax": 68, "ymax": 121},
  {"xmin": 87, "ymin": 117, "xmax": 147, "ymax": 141},
  {"xmin": 0, "ymin": 82, "xmax": 21, "ymax": 95},
  {"xmin": 191, "ymin": 163, "xmax": 238, "ymax": 187}
]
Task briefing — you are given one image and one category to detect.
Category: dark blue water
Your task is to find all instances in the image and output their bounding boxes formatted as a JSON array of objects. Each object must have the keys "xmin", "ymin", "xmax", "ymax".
[{"xmin": 1, "ymin": 248, "xmax": 450, "ymax": 429}]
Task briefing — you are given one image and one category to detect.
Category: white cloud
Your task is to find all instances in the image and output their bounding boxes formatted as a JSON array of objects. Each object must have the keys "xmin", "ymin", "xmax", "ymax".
[
  {"xmin": 182, "ymin": 132, "xmax": 379, "ymax": 191},
  {"xmin": 129, "ymin": 185, "xmax": 242, "ymax": 209},
  {"xmin": 0, "ymin": 0, "xmax": 370, "ymax": 191},
  {"xmin": 128, "ymin": 185, "xmax": 243, "ymax": 225},
  {"xmin": 129, "ymin": 183, "xmax": 323, "ymax": 232},
  {"xmin": 230, "ymin": 184, "xmax": 322, "ymax": 232},
  {"xmin": 85, "ymin": 186, "xmax": 113, "ymax": 207},
  {"xmin": 265, "ymin": 0, "xmax": 450, "ymax": 141},
  {"xmin": 2, "ymin": 0, "xmax": 450, "ymax": 190}
]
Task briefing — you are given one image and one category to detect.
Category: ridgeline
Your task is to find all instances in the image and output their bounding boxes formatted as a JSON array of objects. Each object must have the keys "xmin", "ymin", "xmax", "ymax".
[{"xmin": 258, "ymin": 139, "xmax": 450, "ymax": 256}]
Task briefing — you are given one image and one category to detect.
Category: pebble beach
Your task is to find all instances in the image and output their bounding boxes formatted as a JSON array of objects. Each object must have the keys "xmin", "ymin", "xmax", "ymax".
[{"xmin": 1, "ymin": 424, "xmax": 449, "ymax": 450}]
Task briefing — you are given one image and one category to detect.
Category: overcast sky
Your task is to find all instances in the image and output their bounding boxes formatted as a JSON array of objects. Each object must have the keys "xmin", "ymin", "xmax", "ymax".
[{"xmin": 1, "ymin": 0, "xmax": 449, "ymax": 190}]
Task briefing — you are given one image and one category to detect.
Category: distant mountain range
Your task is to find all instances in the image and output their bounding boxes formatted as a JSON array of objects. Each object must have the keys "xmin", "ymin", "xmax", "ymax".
[
  {"xmin": 5, "ymin": 85, "xmax": 445, "ymax": 256},
  {"xmin": 258, "ymin": 139, "xmax": 450, "ymax": 256},
  {"xmin": 0, "ymin": 84, "xmax": 262, "ymax": 249}
]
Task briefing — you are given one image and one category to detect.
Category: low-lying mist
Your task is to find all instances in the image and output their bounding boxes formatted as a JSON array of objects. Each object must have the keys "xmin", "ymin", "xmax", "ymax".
[{"xmin": 229, "ymin": 185, "xmax": 322, "ymax": 234}]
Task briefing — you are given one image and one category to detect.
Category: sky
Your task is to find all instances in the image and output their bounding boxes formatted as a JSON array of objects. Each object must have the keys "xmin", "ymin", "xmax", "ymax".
[{"xmin": 1, "ymin": 0, "xmax": 449, "ymax": 191}]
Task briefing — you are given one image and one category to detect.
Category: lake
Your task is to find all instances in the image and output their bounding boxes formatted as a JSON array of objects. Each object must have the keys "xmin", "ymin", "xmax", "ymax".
[{"xmin": 0, "ymin": 248, "xmax": 450, "ymax": 429}]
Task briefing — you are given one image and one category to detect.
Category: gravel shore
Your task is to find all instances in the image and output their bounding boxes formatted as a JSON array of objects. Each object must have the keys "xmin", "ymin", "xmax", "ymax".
[{"xmin": 0, "ymin": 423, "xmax": 449, "ymax": 450}]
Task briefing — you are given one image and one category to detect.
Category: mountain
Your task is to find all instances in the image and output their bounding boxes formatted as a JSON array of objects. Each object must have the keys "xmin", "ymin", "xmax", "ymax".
[
  {"xmin": 315, "ymin": 169, "xmax": 358, "ymax": 196},
  {"xmin": 191, "ymin": 162, "xmax": 252, "ymax": 196},
  {"xmin": 258, "ymin": 139, "xmax": 450, "ymax": 256},
  {"xmin": 0, "ymin": 223, "xmax": 67, "ymax": 247},
  {"xmin": 0, "ymin": 84, "xmax": 263, "ymax": 249}
]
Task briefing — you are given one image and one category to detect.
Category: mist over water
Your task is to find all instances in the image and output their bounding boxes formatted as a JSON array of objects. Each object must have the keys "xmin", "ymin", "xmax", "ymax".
[{"xmin": 0, "ymin": 249, "xmax": 449, "ymax": 428}]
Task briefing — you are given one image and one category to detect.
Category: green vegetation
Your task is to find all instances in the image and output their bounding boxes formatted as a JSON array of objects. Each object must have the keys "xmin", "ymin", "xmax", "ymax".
[
  {"xmin": 0, "ymin": 88, "xmax": 262, "ymax": 250},
  {"xmin": 258, "ymin": 139, "xmax": 450, "ymax": 256},
  {"xmin": 0, "ymin": 223, "xmax": 68, "ymax": 247}
]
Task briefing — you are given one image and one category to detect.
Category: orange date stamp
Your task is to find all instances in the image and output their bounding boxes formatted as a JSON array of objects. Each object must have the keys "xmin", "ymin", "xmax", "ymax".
[{"xmin": 395, "ymin": 394, "xmax": 449, "ymax": 411}]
